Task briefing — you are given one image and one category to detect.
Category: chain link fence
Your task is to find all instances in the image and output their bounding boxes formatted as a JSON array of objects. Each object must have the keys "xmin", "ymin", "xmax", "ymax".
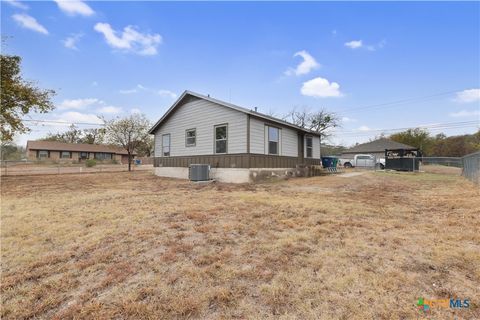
[
  {"xmin": 461, "ymin": 152, "xmax": 480, "ymax": 185},
  {"xmin": 0, "ymin": 160, "xmax": 153, "ymax": 176}
]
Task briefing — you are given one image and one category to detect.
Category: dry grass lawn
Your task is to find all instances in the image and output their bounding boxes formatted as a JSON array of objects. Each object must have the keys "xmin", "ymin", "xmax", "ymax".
[{"xmin": 1, "ymin": 170, "xmax": 479, "ymax": 319}]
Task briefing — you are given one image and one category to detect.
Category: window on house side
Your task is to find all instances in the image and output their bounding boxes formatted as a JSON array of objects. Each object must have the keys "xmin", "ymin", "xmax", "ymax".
[
  {"xmin": 268, "ymin": 126, "xmax": 279, "ymax": 155},
  {"xmin": 162, "ymin": 134, "xmax": 171, "ymax": 156},
  {"xmin": 61, "ymin": 151, "xmax": 71, "ymax": 159},
  {"xmin": 38, "ymin": 150, "xmax": 49, "ymax": 158},
  {"xmin": 186, "ymin": 129, "xmax": 196, "ymax": 147},
  {"xmin": 306, "ymin": 136, "xmax": 313, "ymax": 158},
  {"xmin": 215, "ymin": 125, "xmax": 227, "ymax": 154}
]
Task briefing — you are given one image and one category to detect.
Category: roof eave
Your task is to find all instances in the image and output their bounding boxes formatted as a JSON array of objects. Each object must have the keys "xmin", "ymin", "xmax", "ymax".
[{"xmin": 148, "ymin": 90, "xmax": 322, "ymax": 136}]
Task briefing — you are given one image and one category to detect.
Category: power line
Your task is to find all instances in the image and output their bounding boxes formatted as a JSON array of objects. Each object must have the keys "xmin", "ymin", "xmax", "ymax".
[
  {"xmin": 333, "ymin": 122, "xmax": 479, "ymax": 137},
  {"xmin": 333, "ymin": 120, "xmax": 478, "ymax": 134},
  {"xmin": 334, "ymin": 89, "xmax": 462, "ymax": 115},
  {"xmin": 22, "ymin": 119, "xmax": 105, "ymax": 126}
]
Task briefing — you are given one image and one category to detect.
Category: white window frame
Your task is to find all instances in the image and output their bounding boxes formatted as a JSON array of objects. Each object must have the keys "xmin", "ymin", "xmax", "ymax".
[
  {"xmin": 306, "ymin": 136, "xmax": 313, "ymax": 158},
  {"xmin": 38, "ymin": 150, "xmax": 49, "ymax": 158},
  {"xmin": 185, "ymin": 128, "xmax": 196, "ymax": 147},
  {"xmin": 162, "ymin": 134, "xmax": 171, "ymax": 157},
  {"xmin": 268, "ymin": 126, "xmax": 280, "ymax": 155},
  {"xmin": 214, "ymin": 124, "xmax": 228, "ymax": 154},
  {"xmin": 61, "ymin": 151, "xmax": 71, "ymax": 159}
]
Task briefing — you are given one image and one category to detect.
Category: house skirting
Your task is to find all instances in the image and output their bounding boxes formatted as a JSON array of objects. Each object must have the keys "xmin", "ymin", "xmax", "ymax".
[
  {"xmin": 154, "ymin": 166, "xmax": 315, "ymax": 183},
  {"xmin": 153, "ymin": 154, "xmax": 321, "ymax": 169}
]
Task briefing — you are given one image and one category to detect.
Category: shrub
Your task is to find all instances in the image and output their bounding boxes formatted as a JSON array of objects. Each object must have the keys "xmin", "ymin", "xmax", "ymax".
[
  {"xmin": 111, "ymin": 159, "xmax": 119, "ymax": 164},
  {"xmin": 85, "ymin": 159, "xmax": 97, "ymax": 167}
]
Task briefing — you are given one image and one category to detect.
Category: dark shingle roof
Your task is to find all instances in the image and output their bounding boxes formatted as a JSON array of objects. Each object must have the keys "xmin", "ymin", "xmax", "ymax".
[
  {"xmin": 26, "ymin": 141, "xmax": 134, "ymax": 155},
  {"xmin": 342, "ymin": 138, "xmax": 416, "ymax": 154}
]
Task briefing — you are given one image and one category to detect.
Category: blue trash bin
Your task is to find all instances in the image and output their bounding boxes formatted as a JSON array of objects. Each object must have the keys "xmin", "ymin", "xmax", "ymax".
[{"xmin": 321, "ymin": 156, "xmax": 336, "ymax": 168}]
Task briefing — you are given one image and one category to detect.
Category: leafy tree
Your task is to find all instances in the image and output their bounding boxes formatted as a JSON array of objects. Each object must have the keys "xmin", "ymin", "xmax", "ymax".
[
  {"xmin": 430, "ymin": 130, "xmax": 480, "ymax": 157},
  {"xmin": 81, "ymin": 128, "xmax": 106, "ymax": 144},
  {"xmin": 390, "ymin": 129, "xmax": 480, "ymax": 157},
  {"xmin": 43, "ymin": 125, "xmax": 105, "ymax": 144},
  {"xmin": 0, "ymin": 141, "xmax": 25, "ymax": 160},
  {"xmin": 104, "ymin": 113, "xmax": 150, "ymax": 171},
  {"xmin": 389, "ymin": 128, "xmax": 434, "ymax": 155},
  {"xmin": 1, "ymin": 54, "xmax": 55, "ymax": 141},
  {"xmin": 135, "ymin": 135, "xmax": 154, "ymax": 157}
]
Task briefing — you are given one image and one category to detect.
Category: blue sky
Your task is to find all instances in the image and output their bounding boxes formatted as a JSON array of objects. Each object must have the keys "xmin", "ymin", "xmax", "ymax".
[{"xmin": 2, "ymin": 0, "xmax": 479, "ymax": 146}]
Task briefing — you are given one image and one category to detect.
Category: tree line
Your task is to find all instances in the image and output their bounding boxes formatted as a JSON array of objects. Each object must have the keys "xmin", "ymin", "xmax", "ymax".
[{"xmin": 389, "ymin": 128, "xmax": 480, "ymax": 157}]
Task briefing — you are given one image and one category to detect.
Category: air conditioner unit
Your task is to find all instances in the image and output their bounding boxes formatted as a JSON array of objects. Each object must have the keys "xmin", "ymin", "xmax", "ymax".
[{"xmin": 189, "ymin": 164, "xmax": 210, "ymax": 181}]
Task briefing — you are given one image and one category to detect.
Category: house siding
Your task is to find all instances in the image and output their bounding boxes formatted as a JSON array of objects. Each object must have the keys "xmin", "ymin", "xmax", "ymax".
[
  {"xmin": 154, "ymin": 98, "xmax": 247, "ymax": 157},
  {"xmin": 249, "ymin": 117, "xmax": 298, "ymax": 157}
]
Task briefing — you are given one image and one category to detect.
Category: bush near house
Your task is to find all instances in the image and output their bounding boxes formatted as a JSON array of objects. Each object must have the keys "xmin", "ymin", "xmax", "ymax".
[{"xmin": 85, "ymin": 159, "xmax": 96, "ymax": 167}]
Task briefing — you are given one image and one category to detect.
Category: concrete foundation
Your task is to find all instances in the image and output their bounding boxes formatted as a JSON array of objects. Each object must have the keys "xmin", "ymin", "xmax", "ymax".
[{"xmin": 154, "ymin": 166, "xmax": 315, "ymax": 183}]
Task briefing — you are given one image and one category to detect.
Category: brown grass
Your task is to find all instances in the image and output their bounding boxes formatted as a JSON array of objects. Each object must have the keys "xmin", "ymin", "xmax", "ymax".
[{"xmin": 1, "ymin": 170, "xmax": 479, "ymax": 319}]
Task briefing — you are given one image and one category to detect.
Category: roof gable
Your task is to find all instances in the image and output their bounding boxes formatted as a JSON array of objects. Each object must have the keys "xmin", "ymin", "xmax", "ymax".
[
  {"xmin": 343, "ymin": 138, "xmax": 416, "ymax": 154},
  {"xmin": 148, "ymin": 90, "xmax": 320, "ymax": 136}
]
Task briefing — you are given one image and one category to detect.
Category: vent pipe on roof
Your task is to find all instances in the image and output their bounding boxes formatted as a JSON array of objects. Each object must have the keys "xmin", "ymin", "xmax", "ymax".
[{"xmin": 254, "ymin": 107, "xmax": 258, "ymax": 112}]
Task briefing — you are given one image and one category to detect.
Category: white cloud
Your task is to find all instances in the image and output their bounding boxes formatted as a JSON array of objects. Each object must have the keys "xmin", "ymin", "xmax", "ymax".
[
  {"xmin": 58, "ymin": 98, "xmax": 101, "ymax": 110},
  {"xmin": 344, "ymin": 40, "xmax": 363, "ymax": 49},
  {"xmin": 449, "ymin": 110, "xmax": 480, "ymax": 118},
  {"xmin": 12, "ymin": 14, "xmax": 48, "ymax": 35},
  {"xmin": 301, "ymin": 77, "xmax": 342, "ymax": 98},
  {"xmin": 120, "ymin": 85, "xmax": 176, "ymax": 98},
  {"xmin": 62, "ymin": 33, "xmax": 83, "ymax": 50},
  {"xmin": 54, "ymin": 0, "xmax": 94, "ymax": 16},
  {"xmin": 4, "ymin": 0, "xmax": 28, "ymax": 10},
  {"xmin": 56, "ymin": 111, "xmax": 103, "ymax": 124},
  {"xmin": 119, "ymin": 84, "xmax": 146, "ymax": 94},
  {"xmin": 358, "ymin": 125, "xmax": 371, "ymax": 131},
  {"xmin": 285, "ymin": 50, "xmax": 320, "ymax": 76},
  {"xmin": 341, "ymin": 117, "xmax": 357, "ymax": 123},
  {"xmin": 158, "ymin": 89, "xmax": 177, "ymax": 99},
  {"xmin": 345, "ymin": 39, "xmax": 386, "ymax": 51},
  {"xmin": 94, "ymin": 23, "xmax": 162, "ymax": 56},
  {"xmin": 98, "ymin": 106, "xmax": 122, "ymax": 114},
  {"xmin": 455, "ymin": 89, "xmax": 480, "ymax": 103}
]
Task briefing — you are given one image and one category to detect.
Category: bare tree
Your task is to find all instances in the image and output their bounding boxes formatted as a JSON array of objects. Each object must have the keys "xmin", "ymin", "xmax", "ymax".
[
  {"xmin": 284, "ymin": 107, "xmax": 340, "ymax": 139},
  {"xmin": 105, "ymin": 114, "xmax": 150, "ymax": 171},
  {"xmin": 284, "ymin": 106, "xmax": 310, "ymax": 128},
  {"xmin": 307, "ymin": 109, "xmax": 340, "ymax": 137}
]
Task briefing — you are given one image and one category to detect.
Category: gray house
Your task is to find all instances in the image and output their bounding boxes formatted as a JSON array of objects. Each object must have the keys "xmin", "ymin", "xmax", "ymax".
[
  {"xmin": 149, "ymin": 90, "xmax": 321, "ymax": 183},
  {"xmin": 341, "ymin": 138, "xmax": 416, "ymax": 159}
]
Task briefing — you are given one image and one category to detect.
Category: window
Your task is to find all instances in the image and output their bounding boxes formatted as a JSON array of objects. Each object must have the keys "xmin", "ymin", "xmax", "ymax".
[
  {"xmin": 162, "ymin": 134, "xmax": 171, "ymax": 156},
  {"xmin": 94, "ymin": 153, "xmax": 112, "ymax": 160},
  {"xmin": 268, "ymin": 126, "xmax": 279, "ymax": 155},
  {"xmin": 61, "ymin": 151, "xmax": 71, "ymax": 159},
  {"xmin": 80, "ymin": 152, "xmax": 88, "ymax": 159},
  {"xmin": 215, "ymin": 125, "xmax": 227, "ymax": 154},
  {"xmin": 306, "ymin": 136, "xmax": 313, "ymax": 158},
  {"xmin": 185, "ymin": 129, "xmax": 196, "ymax": 147},
  {"xmin": 38, "ymin": 150, "xmax": 49, "ymax": 158},
  {"xmin": 357, "ymin": 155, "xmax": 372, "ymax": 160}
]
